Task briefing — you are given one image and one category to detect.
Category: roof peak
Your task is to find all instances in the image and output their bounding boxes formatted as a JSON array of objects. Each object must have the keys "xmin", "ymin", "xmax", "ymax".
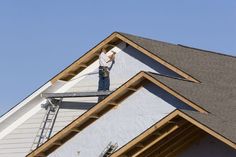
[{"xmin": 117, "ymin": 32, "xmax": 236, "ymax": 60}]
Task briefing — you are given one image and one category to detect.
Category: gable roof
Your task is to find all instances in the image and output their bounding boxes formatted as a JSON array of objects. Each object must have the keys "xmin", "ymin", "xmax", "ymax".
[
  {"xmin": 26, "ymin": 71, "xmax": 236, "ymax": 157},
  {"xmin": 22, "ymin": 32, "xmax": 236, "ymax": 156},
  {"xmin": 110, "ymin": 109, "xmax": 235, "ymax": 157},
  {"xmin": 50, "ymin": 32, "xmax": 199, "ymax": 83},
  {"xmin": 120, "ymin": 32, "xmax": 236, "ymax": 85},
  {"xmin": 148, "ymin": 73, "xmax": 236, "ymax": 143}
]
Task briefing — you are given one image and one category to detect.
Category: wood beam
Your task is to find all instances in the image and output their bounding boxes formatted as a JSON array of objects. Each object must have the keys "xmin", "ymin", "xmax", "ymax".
[
  {"xmin": 132, "ymin": 124, "xmax": 181, "ymax": 157},
  {"xmin": 52, "ymin": 141, "xmax": 63, "ymax": 146},
  {"xmin": 136, "ymin": 124, "xmax": 194, "ymax": 157},
  {"xmin": 127, "ymin": 87, "xmax": 138, "ymax": 92},
  {"xmin": 157, "ymin": 129, "xmax": 202, "ymax": 157},
  {"xmin": 116, "ymin": 33, "xmax": 199, "ymax": 83},
  {"xmin": 51, "ymin": 32, "xmax": 119, "ymax": 83},
  {"xmin": 135, "ymin": 143, "xmax": 145, "ymax": 148},
  {"xmin": 71, "ymin": 128, "xmax": 81, "ymax": 133},
  {"xmin": 88, "ymin": 115, "xmax": 100, "ymax": 119},
  {"xmin": 178, "ymin": 111, "xmax": 236, "ymax": 149},
  {"xmin": 165, "ymin": 132, "xmax": 205, "ymax": 157},
  {"xmin": 107, "ymin": 102, "xmax": 118, "ymax": 106},
  {"xmin": 110, "ymin": 110, "xmax": 180, "ymax": 157}
]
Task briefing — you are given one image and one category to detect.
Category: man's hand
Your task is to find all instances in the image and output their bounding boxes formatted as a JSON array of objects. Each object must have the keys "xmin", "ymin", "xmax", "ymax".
[{"xmin": 108, "ymin": 51, "xmax": 116, "ymax": 61}]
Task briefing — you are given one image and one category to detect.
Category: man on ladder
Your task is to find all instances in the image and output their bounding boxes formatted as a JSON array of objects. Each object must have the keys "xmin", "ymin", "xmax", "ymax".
[{"xmin": 98, "ymin": 46, "xmax": 116, "ymax": 92}]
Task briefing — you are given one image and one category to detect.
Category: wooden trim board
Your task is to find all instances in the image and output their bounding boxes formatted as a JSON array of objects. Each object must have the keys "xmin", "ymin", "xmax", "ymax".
[
  {"xmin": 50, "ymin": 32, "xmax": 199, "ymax": 84},
  {"xmin": 27, "ymin": 71, "xmax": 234, "ymax": 157},
  {"xmin": 111, "ymin": 110, "xmax": 235, "ymax": 157}
]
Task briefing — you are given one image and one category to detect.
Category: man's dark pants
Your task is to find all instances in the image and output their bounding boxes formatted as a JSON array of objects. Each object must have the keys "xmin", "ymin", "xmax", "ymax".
[{"xmin": 98, "ymin": 66, "xmax": 110, "ymax": 91}]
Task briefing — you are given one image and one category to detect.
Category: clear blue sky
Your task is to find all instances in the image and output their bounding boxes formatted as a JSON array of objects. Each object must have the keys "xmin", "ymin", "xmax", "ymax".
[{"xmin": 0, "ymin": 1, "xmax": 235, "ymax": 116}]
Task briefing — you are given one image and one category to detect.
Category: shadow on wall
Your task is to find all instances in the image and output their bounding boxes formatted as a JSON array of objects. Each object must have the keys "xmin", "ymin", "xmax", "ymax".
[
  {"xmin": 124, "ymin": 46, "xmax": 181, "ymax": 77},
  {"xmin": 144, "ymin": 82, "xmax": 194, "ymax": 110},
  {"xmin": 60, "ymin": 101, "xmax": 96, "ymax": 110}
]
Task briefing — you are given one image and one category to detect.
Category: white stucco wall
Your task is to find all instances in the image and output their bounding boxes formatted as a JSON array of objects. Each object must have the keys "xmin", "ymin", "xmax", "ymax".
[
  {"xmin": 49, "ymin": 83, "xmax": 192, "ymax": 157},
  {"xmin": 68, "ymin": 42, "xmax": 180, "ymax": 92},
  {"xmin": 177, "ymin": 135, "xmax": 236, "ymax": 157},
  {"xmin": 0, "ymin": 42, "xmax": 181, "ymax": 157}
]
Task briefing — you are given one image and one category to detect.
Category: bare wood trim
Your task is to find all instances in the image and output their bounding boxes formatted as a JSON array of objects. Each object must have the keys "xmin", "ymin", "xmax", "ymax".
[
  {"xmin": 28, "ymin": 71, "xmax": 227, "ymax": 157},
  {"xmin": 111, "ymin": 110, "xmax": 180, "ymax": 157},
  {"xmin": 50, "ymin": 32, "xmax": 118, "ymax": 83},
  {"xmin": 107, "ymin": 102, "xmax": 118, "ymax": 106},
  {"xmin": 132, "ymin": 124, "xmax": 180, "ymax": 157},
  {"xmin": 71, "ymin": 128, "xmax": 81, "ymax": 133},
  {"xmin": 127, "ymin": 87, "xmax": 138, "ymax": 92},
  {"xmin": 51, "ymin": 32, "xmax": 199, "ymax": 84},
  {"xmin": 77, "ymin": 64, "xmax": 88, "ymax": 68},
  {"xmin": 131, "ymin": 121, "xmax": 190, "ymax": 157},
  {"xmin": 35, "ymin": 153, "xmax": 46, "ymax": 157},
  {"xmin": 156, "ymin": 128, "xmax": 201, "ymax": 157},
  {"xmin": 112, "ymin": 110, "xmax": 236, "ymax": 157},
  {"xmin": 52, "ymin": 141, "xmax": 62, "ymax": 146},
  {"xmin": 135, "ymin": 143, "xmax": 145, "ymax": 148},
  {"xmin": 178, "ymin": 111, "xmax": 236, "ymax": 149},
  {"xmin": 116, "ymin": 33, "xmax": 199, "ymax": 83},
  {"xmin": 88, "ymin": 115, "xmax": 100, "ymax": 119},
  {"xmin": 66, "ymin": 72, "xmax": 77, "ymax": 76},
  {"xmin": 144, "ymin": 73, "xmax": 208, "ymax": 114},
  {"xmin": 165, "ymin": 132, "xmax": 205, "ymax": 157},
  {"xmin": 27, "ymin": 72, "xmax": 145, "ymax": 157}
]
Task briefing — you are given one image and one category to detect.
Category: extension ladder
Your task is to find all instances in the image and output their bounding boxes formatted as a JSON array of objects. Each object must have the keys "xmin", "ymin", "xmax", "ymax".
[{"xmin": 30, "ymin": 99, "xmax": 61, "ymax": 151}]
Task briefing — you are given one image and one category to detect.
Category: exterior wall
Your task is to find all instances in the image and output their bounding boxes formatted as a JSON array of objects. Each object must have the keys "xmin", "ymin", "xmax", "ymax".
[
  {"xmin": 49, "ymin": 83, "xmax": 192, "ymax": 157},
  {"xmin": 177, "ymin": 135, "xmax": 236, "ymax": 157},
  {"xmin": 0, "ymin": 42, "xmax": 181, "ymax": 157},
  {"xmin": 68, "ymin": 43, "xmax": 180, "ymax": 92}
]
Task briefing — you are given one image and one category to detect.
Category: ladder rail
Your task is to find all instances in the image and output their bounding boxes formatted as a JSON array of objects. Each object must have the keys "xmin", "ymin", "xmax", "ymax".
[
  {"xmin": 36, "ymin": 107, "xmax": 52, "ymax": 148},
  {"xmin": 30, "ymin": 99, "xmax": 61, "ymax": 151},
  {"xmin": 47, "ymin": 105, "xmax": 60, "ymax": 139}
]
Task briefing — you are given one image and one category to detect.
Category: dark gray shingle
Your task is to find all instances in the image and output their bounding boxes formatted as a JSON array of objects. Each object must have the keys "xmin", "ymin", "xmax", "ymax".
[{"xmin": 118, "ymin": 32, "xmax": 236, "ymax": 143}]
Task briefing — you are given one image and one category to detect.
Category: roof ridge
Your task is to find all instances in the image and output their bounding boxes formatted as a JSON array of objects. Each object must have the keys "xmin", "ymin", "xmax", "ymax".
[
  {"xmin": 117, "ymin": 32, "xmax": 177, "ymax": 47},
  {"xmin": 117, "ymin": 32, "xmax": 236, "ymax": 60}
]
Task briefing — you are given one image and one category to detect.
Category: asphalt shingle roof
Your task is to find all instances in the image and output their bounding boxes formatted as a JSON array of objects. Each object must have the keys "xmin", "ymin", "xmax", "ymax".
[{"xmin": 119, "ymin": 32, "xmax": 236, "ymax": 143}]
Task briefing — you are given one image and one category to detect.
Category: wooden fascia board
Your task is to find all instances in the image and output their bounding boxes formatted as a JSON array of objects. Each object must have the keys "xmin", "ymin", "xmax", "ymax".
[
  {"xmin": 143, "ymin": 73, "xmax": 208, "ymax": 114},
  {"xmin": 28, "ymin": 71, "xmax": 208, "ymax": 157},
  {"xmin": 27, "ymin": 71, "xmax": 235, "ymax": 156},
  {"xmin": 50, "ymin": 32, "xmax": 199, "ymax": 84},
  {"xmin": 112, "ymin": 110, "xmax": 236, "ymax": 157},
  {"xmin": 178, "ymin": 111, "xmax": 236, "ymax": 150},
  {"xmin": 110, "ymin": 110, "xmax": 180, "ymax": 157},
  {"xmin": 115, "ymin": 33, "xmax": 199, "ymax": 83},
  {"xmin": 26, "ymin": 71, "xmax": 146, "ymax": 157},
  {"xmin": 132, "ymin": 124, "xmax": 181, "ymax": 157},
  {"xmin": 50, "ymin": 32, "xmax": 118, "ymax": 83}
]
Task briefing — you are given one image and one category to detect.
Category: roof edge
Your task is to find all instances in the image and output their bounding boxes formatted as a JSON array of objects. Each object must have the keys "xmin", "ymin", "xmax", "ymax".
[
  {"xmin": 111, "ymin": 109, "xmax": 236, "ymax": 156},
  {"xmin": 27, "ymin": 71, "xmax": 209, "ymax": 157}
]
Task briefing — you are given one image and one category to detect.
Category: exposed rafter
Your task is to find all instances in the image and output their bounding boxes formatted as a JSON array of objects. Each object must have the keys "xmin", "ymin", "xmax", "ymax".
[{"xmin": 50, "ymin": 32, "xmax": 199, "ymax": 83}]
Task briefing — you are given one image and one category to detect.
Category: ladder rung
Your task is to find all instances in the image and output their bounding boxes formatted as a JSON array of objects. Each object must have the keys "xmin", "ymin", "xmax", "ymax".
[{"xmin": 39, "ymin": 128, "xmax": 51, "ymax": 130}]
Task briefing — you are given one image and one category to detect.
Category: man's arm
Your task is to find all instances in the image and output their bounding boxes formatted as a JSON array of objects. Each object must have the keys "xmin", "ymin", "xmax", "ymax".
[{"xmin": 107, "ymin": 51, "xmax": 116, "ymax": 62}]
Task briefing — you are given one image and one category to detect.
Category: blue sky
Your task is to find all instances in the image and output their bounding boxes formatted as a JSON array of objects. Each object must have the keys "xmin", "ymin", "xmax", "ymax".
[{"xmin": 0, "ymin": 0, "xmax": 235, "ymax": 116}]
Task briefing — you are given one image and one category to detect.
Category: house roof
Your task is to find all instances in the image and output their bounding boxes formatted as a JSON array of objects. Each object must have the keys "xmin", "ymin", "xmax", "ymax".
[
  {"xmin": 120, "ymin": 32, "xmax": 236, "ymax": 143},
  {"xmin": 26, "ymin": 32, "xmax": 236, "ymax": 156},
  {"xmin": 148, "ymin": 73, "xmax": 236, "ymax": 144},
  {"xmin": 119, "ymin": 32, "xmax": 236, "ymax": 85},
  {"xmin": 26, "ymin": 71, "xmax": 236, "ymax": 157}
]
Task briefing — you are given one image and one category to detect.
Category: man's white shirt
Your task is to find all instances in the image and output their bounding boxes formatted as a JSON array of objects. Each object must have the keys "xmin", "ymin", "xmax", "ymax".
[{"xmin": 99, "ymin": 52, "xmax": 110, "ymax": 67}]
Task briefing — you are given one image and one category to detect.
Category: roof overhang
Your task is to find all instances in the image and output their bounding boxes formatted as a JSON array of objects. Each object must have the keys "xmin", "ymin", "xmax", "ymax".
[
  {"xmin": 27, "ymin": 71, "xmax": 210, "ymax": 157},
  {"xmin": 50, "ymin": 32, "xmax": 199, "ymax": 83},
  {"xmin": 111, "ymin": 109, "xmax": 236, "ymax": 157}
]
